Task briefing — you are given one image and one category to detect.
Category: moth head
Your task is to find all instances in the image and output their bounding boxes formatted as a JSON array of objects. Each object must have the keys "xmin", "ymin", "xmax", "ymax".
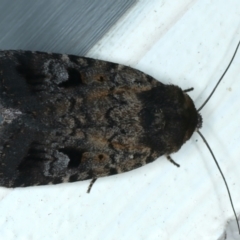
[
  {"xmin": 180, "ymin": 91, "xmax": 200, "ymax": 143},
  {"xmin": 196, "ymin": 113, "xmax": 202, "ymax": 130}
]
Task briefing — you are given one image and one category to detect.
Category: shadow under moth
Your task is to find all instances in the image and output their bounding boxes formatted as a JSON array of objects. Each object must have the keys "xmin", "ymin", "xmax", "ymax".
[{"xmin": 0, "ymin": 44, "xmax": 239, "ymax": 233}]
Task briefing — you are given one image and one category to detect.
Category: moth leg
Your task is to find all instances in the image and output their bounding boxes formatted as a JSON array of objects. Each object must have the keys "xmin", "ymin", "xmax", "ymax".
[
  {"xmin": 166, "ymin": 155, "xmax": 180, "ymax": 167},
  {"xmin": 183, "ymin": 87, "xmax": 194, "ymax": 93},
  {"xmin": 87, "ymin": 178, "xmax": 98, "ymax": 193}
]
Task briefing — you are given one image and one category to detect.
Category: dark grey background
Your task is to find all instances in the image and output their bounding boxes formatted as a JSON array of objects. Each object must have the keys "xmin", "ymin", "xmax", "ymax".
[{"xmin": 0, "ymin": 0, "xmax": 136, "ymax": 55}]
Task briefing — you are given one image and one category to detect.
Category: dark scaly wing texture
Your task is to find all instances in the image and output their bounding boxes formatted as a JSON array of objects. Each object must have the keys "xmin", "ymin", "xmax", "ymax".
[{"xmin": 0, "ymin": 51, "xmax": 198, "ymax": 187}]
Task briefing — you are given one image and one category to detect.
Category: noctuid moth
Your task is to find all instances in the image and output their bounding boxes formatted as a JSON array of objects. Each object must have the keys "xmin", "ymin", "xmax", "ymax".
[
  {"xmin": 0, "ymin": 50, "xmax": 201, "ymax": 187},
  {"xmin": 0, "ymin": 44, "xmax": 240, "ymax": 233}
]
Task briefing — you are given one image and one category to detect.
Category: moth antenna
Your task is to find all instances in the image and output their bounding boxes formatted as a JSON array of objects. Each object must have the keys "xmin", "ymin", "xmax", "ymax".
[
  {"xmin": 197, "ymin": 130, "xmax": 240, "ymax": 234},
  {"xmin": 198, "ymin": 40, "xmax": 240, "ymax": 112}
]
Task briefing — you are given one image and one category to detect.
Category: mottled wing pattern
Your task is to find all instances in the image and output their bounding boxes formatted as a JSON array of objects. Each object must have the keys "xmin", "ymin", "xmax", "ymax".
[{"xmin": 0, "ymin": 51, "xmax": 198, "ymax": 188}]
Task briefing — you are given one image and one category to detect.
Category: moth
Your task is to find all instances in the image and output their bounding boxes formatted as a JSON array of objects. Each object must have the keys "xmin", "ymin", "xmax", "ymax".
[
  {"xmin": 0, "ymin": 50, "xmax": 202, "ymax": 188},
  {"xmin": 0, "ymin": 46, "xmax": 239, "ymax": 233}
]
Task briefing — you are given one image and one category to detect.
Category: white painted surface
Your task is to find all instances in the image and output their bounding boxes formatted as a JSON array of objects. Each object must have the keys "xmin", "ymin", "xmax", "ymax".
[{"xmin": 1, "ymin": 0, "xmax": 240, "ymax": 239}]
